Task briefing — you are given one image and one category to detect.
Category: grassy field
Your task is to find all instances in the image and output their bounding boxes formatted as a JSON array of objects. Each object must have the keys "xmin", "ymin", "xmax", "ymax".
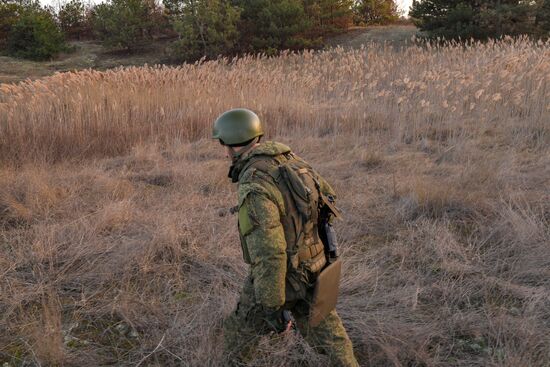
[{"xmin": 0, "ymin": 36, "xmax": 549, "ymax": 366}]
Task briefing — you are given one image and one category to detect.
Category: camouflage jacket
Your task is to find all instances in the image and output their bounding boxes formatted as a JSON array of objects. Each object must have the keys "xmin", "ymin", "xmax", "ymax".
[{"xmin": 230, "ymin": 141, "xmax": 335, "ymax": 309}]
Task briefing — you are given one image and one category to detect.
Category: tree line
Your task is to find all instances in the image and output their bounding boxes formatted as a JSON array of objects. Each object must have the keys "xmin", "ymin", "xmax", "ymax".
[
  {"xmin": 2, "ymin": 0, "xmax": 548, "ymax": 62},
  {"xmin": 411, "ymin": 0, "xmax": 550, "ymax": 40},
  {"xmin": 0, "ymin": 0, "xmax": 401, "ymax": 61}
]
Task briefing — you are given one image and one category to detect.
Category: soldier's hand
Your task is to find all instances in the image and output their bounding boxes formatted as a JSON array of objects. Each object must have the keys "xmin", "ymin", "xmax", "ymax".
[{"xmin": 282, "ymin": 310, "xmax": 294, "ymax": 333}]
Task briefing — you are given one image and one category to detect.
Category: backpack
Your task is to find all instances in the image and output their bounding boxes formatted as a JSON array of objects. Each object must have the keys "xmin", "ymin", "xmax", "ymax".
[{"xmin": 243, "ymin": 152, "xmax": 332, "ymax": 276}]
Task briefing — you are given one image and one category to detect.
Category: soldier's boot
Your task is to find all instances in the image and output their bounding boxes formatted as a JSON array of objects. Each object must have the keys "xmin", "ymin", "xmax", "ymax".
[{"xmin": 294, "ymin": 309, "xmax": 360, "ymax": 367}]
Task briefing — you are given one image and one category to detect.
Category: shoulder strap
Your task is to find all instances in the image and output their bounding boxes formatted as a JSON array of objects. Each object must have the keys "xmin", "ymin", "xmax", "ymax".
[{"xmin": 239, "ymin": 154, "xmax": 287, "ymax": 183}]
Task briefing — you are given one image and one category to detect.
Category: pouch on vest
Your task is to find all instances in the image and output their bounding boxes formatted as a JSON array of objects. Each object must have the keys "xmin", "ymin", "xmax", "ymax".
[
  {"xmin": 279, "ymin": 164, "xmax": 312, "ymax": 221},
  {"xmin": 309, "ymin": 258, "xmax": 342, "ymax": 327},
  {"xmin": 285, "ymin": 268, "xmax": 308, "ymax": 303}
]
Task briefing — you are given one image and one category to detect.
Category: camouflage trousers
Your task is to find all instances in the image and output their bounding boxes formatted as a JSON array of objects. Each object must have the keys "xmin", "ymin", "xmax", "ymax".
[{"xmin": 223, "ymin": 276, "xmax": 359, "ymax": 367}]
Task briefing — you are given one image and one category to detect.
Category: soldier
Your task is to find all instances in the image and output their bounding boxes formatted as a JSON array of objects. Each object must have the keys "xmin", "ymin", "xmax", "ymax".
[{"xmin": 214, "ymin": 108, "xmax": 359, "ymax": 367}]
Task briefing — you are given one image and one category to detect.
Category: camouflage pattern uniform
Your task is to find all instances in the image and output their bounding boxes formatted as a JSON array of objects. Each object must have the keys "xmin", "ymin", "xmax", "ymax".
[{"xmin": 223, "ymin": 141, "xmax": 358, "ymax": 367}]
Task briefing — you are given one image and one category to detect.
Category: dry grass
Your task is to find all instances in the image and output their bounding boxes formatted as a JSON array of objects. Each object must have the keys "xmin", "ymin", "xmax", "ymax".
[{"xmin": 1, "ymin": 38, "xmax": 549, "ymax": 366}]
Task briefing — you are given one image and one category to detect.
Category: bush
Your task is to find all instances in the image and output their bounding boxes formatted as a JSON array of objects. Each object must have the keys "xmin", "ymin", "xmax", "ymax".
[{"xmin": 7, "ymin": 7, "xmax": 66, "ymax": 60}]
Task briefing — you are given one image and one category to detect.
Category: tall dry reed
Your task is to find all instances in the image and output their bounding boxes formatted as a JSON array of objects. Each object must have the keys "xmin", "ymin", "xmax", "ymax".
[{"xmin": 1, "ymin": 37, "xmax": 548, "ymax": 164}]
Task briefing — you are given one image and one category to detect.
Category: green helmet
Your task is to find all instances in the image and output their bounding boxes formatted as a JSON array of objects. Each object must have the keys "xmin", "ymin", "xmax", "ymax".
[{"xmin": 212, "ymin": 108, "xmax": 264, "ymax": 146}]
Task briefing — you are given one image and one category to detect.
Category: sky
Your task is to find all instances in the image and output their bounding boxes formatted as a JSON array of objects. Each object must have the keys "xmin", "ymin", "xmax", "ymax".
[
  {"xmin": 40, "ymin": 0, "xmax": 414, "ymax": 14},
  {"xmin": 399, "ymin": 0, "xmax": 413, "ymax": 15}
]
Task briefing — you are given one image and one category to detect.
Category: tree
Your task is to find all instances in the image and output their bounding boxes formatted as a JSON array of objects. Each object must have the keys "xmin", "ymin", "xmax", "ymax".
[
  {"xmin": 304, "ymin": 0, "xmax": 354, "ymax": 35},
  {"xmin": 234, "ymin": 0, "xmax": 314, "ymax": 54},
  {"xmin": 0, "ymin": 2, "xmax": 20, "ymax": 49},
  {"xmin": 90, "ymin": 0, "xmax": 160, "ymax": 52},
  {"xmin": 536, "ymin": 0, "xmax": 550, "ymax": 36},
  {"xmin": 0, "ymin": 0, "xmax": 40, "ymax": 49},
  {"xmin": 1, "ymin": 0, "xmax": 65, "ymax": 60},
  {"xmin": 58, "ymin": 0, "xmax": 88, "ymax": 39},
  {"xmin": 165, "ymin": 0, "xmax": 240, "ymax": 61},
  {"xmin": 6, "ymin": 5, "xmax": 66, "ymax": 60},
  {"xmin": 478, "ymin": 2, "xmax": 535, "ymax": 38},
  {"xmin": 410, "ymin": 1, "xmax": 480, "ymax": 39},
  {"xmin": 354, "ymin": 0, "xmax": 399, "ymax": 25},
  {"xmin": 410, "ymin": 0, "xmax": 540, "ymax": 40}
]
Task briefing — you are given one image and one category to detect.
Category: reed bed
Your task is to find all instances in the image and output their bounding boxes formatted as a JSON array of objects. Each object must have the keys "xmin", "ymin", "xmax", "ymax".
[{"xmin": 1, "ymin": 37, "xmax": 549, "ymax": 164}]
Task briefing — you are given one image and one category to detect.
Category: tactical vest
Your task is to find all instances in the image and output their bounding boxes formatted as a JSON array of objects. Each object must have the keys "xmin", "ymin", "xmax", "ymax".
[{"xmin": 240, "ymin": 152, "xmax": 327, "ymax": 276}]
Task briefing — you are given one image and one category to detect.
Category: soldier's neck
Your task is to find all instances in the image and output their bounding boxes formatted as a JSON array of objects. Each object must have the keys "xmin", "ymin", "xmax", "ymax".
[{"xmin": 230, "ymin": 141, "xmax": 260, "ymax": 163}]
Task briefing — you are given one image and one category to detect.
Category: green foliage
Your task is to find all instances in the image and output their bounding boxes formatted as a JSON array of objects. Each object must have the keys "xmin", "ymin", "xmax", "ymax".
[
  {"xmin": 478, "ymin": 3, "xmax": 535, "ymax": 38},
  {"xmin": 58, "ymin": 0, "xmax": 88, "ymax": 39},
  {"xmin": 90, "ymin": 0, "xmax": 160, "ymax": 51},
  {"xmin": 0, "ymin": 3, "xmax": 19, "ymax": 49},
  {"xmin": 164, "ymin": 0, "xmax": 355, "ymax": 61},
  {"xmin": 0, "ymin": 0, "xmax": 39, "ymax": 49},
  {"xmin": 304, "ymin": 0, "xmax": 354, "ymax": 35},
  {"xmin": 353, "ymin": 0, "xmax": 399, "ymax": 25},
  {"xmin": 234, "ymin": 0, "xmax": 315, "ymax": 54},
  {"xmin": 166, "ymin": 0, "xmax": 241, "ymax": 61},
  {"xmin": 5, "ymin": 4, "xmax": 66, "ymax": 60},
  {"xmin": 3, "ymin": 0, "xmax": 357, "ymax": 62},
  {"xmin": 536, "ymin": 0, "xmax": 550, "ymax": 36},
  {"xmin": 410, "ymin": 0, "xmax": 543, "ymax": 40}
]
